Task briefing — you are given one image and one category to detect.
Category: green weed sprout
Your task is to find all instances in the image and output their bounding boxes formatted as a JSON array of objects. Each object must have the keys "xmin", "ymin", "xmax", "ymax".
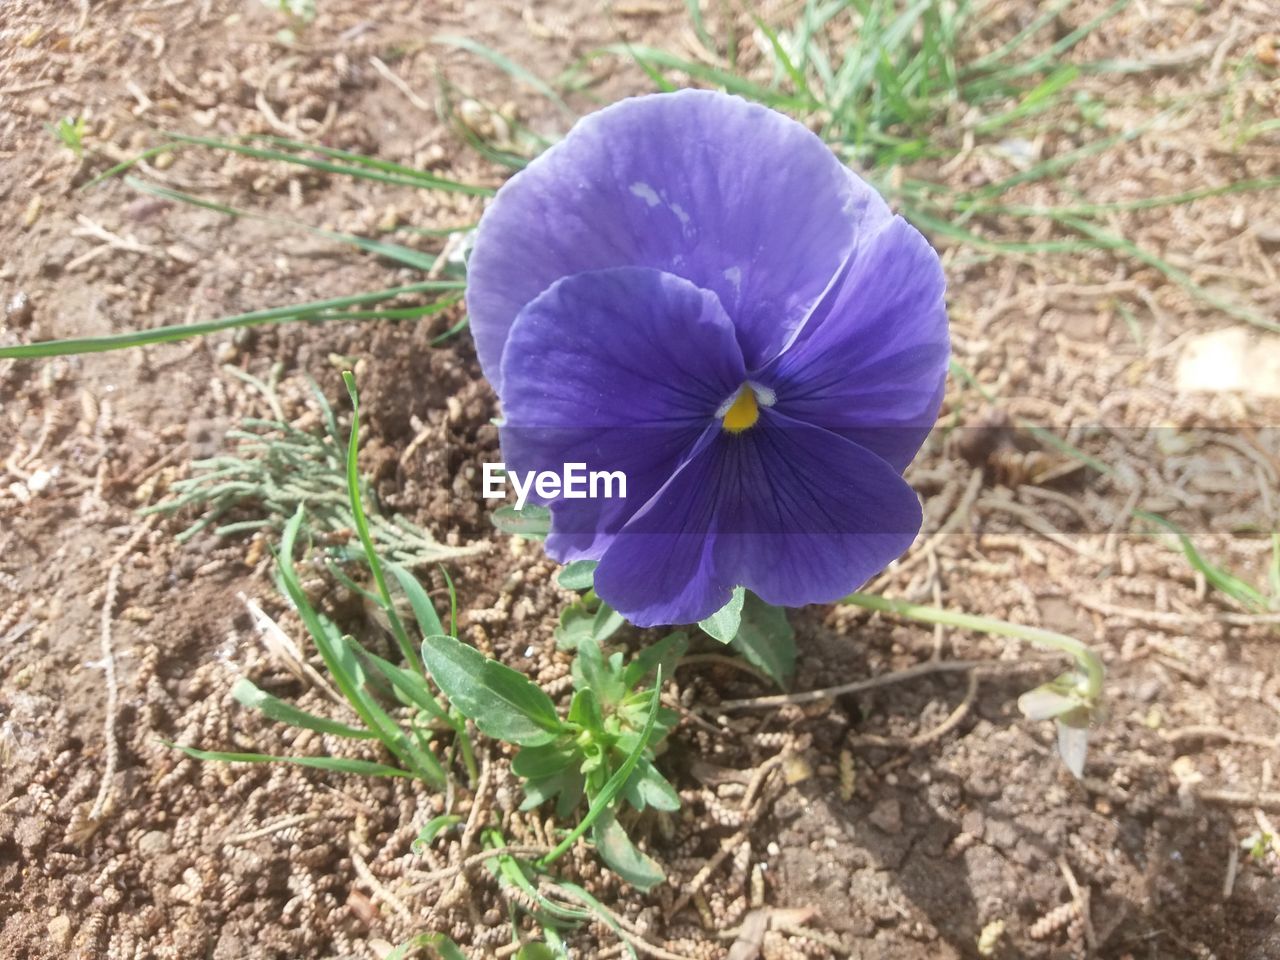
[
  {"xmin": 170, "ymin": 375, "xmax": 471, "ymax": 788},
  {"xmin": 49, "ymin": 116, "xmax": 88, "ymax": 158}
]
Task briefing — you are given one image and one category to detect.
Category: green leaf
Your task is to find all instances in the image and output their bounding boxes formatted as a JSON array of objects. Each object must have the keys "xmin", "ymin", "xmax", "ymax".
[
  {"xmin": 571, "ymin": 637, "xmax": 627, "ymax": 705},
  {"xmin": 160, "ymin": 131, "xmax": 494, "ymax": 196},
  {"xmin": 478, "ymin": 828, "xmax": 588, "ymax": 928},
  {"xmin": 592, "ymin": 603, "xmax": 625, "ymax": 644},
  {"xmin": 166, "ymin": 741, "xmax": 413, "ymax": 778},
  {"xmin": 342, "ymin": 371, "xmax": 422, "ymax": 674},
  {"xmin": 361, "ymin": 649, "xmax": 450, "ymax": 724},
  {"xmin": 621, "ymin": 758, "xmax": 680, "ymax": 813},
  {"xmin": 420, "ymin": 633, "xmax": 564, "ymax": 746},
  {"xmin": 0, "ymin": 280, "xmax": 462, "ymax": 359},
  {"xmin": 512, "ymin": 741, "xmax": 580, "ymax": 780},
  {"xmin": 698, "ymin": 587, "xmax": 745, "ymax": 643},
  {"xmin": 383, "ymin": 933, "xmax": 470, "ymax": 960},
  {"xmin": 546, "ymin": 880, "xmax": 639, "ymax": 960},
  {"xmin": 554, "ymin": 603, "xmax": 596, "ymax": 651},
  {"xmin": 730, "ymin": 593, "xmax": 796, "ymax": 688},
  {"xmin": 622, "ymin": 632, "xmax": 688, "ymax": 690},
  {"xmin": 555, "ymin": 598, "xmax": 623, "ymax": 651},
  {"xmin": 413, "ymin": 814, "xmax": 463, "ymax": 851},
  {"xmin": 557, "ymin": 560, "xmax": 598, "ymax": 591},
  {"xmin": 492, "ymin": 504, "xmax": 551, "ymax": 540},
  {"xmin": 125, "ymin": 177, "xmax": 438, "ymax": 270},
  {"xmin": 387, "ymin": 561, "xmax": 446, "ymax": 637},
  {"xmin": 516, "ymin": 945, "xmax": 558, "ymax": 960},
  {"xmin": 1269, "ymin": 534, "xmax": 1280, "ymax": 603},
  {"xmin": 230, "ymin": 677, "xmax": 375, "ymax": 740},
  {"xmin": 592, "ymin": 811, "xmax": 665, "ymax": 890},
  {"xmin": 539, "ymin": 667, "xmax": 664, "ymax": 868},
  {"xmin": 435, "ymin": 35, "xmax": 573, "ymax": 116},
  {"xmin": 520, "ymin": 768, "xmax": 586, "ymax": 819},
  {"xmin": 276, "ymin": 509, "xmax": 446, "ymax": 787},
  {"xmin": 567, "ymin": 688, "xmax": 605, "ymax": 737}
]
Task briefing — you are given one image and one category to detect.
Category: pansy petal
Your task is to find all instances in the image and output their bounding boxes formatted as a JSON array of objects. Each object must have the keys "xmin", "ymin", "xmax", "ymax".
[
  {"xmin": 713, "ymin": 411, "xmax": 923, "ymax": 610},
  {"xmin": 499, "ymin": 267, "xmax": 745, "ymax": 560},
  {"xmin": 761, "ymin": 216, "xmax": 949, "ymax": 472},
  {"xmin": 468, "ymin": 90, "xmax": 889, "ymax": 391},
  {"xmin": 594, "ymin": 411, "xmax": 922, "ymax": 625},
  {"xmin": 592, "ymin": 445, "xmax": 729, "ymax": 628}
]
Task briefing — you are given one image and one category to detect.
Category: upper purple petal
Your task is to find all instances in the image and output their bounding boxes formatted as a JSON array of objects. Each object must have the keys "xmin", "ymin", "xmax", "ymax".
[
  {"xmin": 758, "ymin": 216, "xmax": 949, "ymax": 472},
  {"xmin": 498, "ymin": 266, "xmax": 744, "ymax": 561},
  {"xmin": 467, "ymin": 90, "xmax": 891, "ymax": 392}
]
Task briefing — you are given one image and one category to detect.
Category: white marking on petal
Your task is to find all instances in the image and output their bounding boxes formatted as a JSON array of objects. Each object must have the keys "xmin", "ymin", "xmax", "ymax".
[
  {"xmin": 747, "ymin": 381, "xmax": 776, "ymax": 407},
  {"xmin": 629, "ymin": 181, "xmax": 661, "ymax": 207},
  {"xmin": 670, "ymin": 202, "xmax": 691, "ymax": 227},
  {"xmin": 722, "ymin": 266, "xmax": 742, "ymax": 294}
]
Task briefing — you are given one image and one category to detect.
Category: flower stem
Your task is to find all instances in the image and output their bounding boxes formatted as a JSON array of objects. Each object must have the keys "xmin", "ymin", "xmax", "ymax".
[{"xmin": 842, "ymin": 592, "xmax": 1105, "ymax": 703}]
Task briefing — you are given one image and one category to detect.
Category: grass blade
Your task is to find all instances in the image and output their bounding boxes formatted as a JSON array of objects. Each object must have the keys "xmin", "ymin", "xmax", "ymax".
[
  {"xmin": 1136, "ymin": 511, "xmax": 1269, "ymax": 612},
  {"xmin": 436, "ymin": 36, "xmax": 573, "ymax": 116},
  {"xmin": 164, "ymin": 131, "xmax": 494, "ymax": 195},
  {"xmin": 231, "ymin": 677, "xmax": 375, "ymax": 739},
  {"xmin": 167, "ymin": 742, "xmax": 414, "ymax": 778},
  {"xmin": 341, "ymin": 371, "xmax": 423, "ymax": 673},
  {"xmin": 0, "ymin": 280, "xmax": 463, "ymax": 359},
  {"xmin": 125, "ymin": 177, "xmax": 438, "ymax": 270},
  {"xmin": 277, "ymin": 508, "xmax": 447, "ymax": 787}
]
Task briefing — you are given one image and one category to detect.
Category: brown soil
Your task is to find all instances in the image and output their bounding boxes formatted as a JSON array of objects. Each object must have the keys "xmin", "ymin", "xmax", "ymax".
[{"xmin": 3, "ymin": 2, "xmax": 1280, "ymax": 959}]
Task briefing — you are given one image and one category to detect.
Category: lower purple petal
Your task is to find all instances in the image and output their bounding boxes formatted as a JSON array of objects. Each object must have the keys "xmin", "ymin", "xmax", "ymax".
[
  {"xmin": 713, "ymin": 411, "xmax": 923, "ymax": 609},
  {"xmin": 593, "ymin": 411, "xmax": 923, "ymax": 625}
]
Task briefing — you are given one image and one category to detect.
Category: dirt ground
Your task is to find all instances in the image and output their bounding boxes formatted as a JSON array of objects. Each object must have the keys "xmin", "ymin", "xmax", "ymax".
[{"xmin": 3, "ymin": 1, "xmax": 1280, "ymax": 958}]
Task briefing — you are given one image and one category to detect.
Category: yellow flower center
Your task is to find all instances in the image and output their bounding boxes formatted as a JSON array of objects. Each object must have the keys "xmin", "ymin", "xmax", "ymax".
[{"xmin": 721, "ymin": 385, "xmax": 760, "ymax": 433}]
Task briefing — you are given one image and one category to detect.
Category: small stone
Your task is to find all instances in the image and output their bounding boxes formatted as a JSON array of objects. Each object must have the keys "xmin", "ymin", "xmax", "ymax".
[
  {"xmin": 22, "ymin": 195, "xmax": 42, "ymax": 229},
  {"xmin": 5, "ymin": 291, "xmax": 33, "ymax": 326},
  {"xmin": 1134, "ymin": 678, "xmax": 1162, "ymax": 703},
  {"xmin": 26, "ymin": 469, "xmax": 53, "ymax": 494},
  {"xmin": 868, "ymin": 797, "xmax": 902, "ymax": 834},
  {"xmin": 985, "ymin": 819, "xmax": 1018, "ymax": 850},
  {"xmin": 137, "ymin": 830, "xmax": 172, "ymax": 856},
  {"xmin": 47, "ymin": 916, "xmax": 71, "ymax": 948}
]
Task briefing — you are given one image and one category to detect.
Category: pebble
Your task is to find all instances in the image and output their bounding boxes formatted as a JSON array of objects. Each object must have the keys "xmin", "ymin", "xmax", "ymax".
[
  {"xmin": 868, "ymin": 797, "xmax": 902, "ymax": 834},
  {"xmin": 46, "ymin": 916, "xmax": 71, "ymax": 948},
  {"xmin": 27, "ymin": 469, "xmax": 53, "ymax": 495},
  {"xmin": 138, "ymin": 830, "xmax": 173, "ymax": 856},
  {"xmin": 5, "ymin": 291, "xmax": 33, "ymax": 326}
]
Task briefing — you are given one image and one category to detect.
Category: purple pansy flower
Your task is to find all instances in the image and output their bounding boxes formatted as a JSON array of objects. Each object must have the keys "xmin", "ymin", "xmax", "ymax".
[{"xmin": 467, "ymin": 90, "xmax": 949, "ymax": 627}]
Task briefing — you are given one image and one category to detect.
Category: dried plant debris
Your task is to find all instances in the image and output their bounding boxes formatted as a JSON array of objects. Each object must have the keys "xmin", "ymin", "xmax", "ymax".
[{"xmin": 146, "ymin": 365, "xmax": 485, "ymax": 568}]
